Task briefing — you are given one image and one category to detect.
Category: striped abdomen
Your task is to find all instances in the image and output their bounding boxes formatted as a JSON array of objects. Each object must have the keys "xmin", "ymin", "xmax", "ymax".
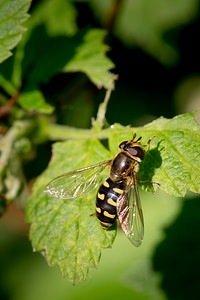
[{"xmin": 96, "ymin": 177, "xmax": 126, "ymax": 229}]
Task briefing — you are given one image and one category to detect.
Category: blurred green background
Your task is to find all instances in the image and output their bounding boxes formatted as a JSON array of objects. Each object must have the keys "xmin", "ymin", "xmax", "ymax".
[{"xmin": 1, "ymin": 0, "xmax": 200, "ymax": 299}]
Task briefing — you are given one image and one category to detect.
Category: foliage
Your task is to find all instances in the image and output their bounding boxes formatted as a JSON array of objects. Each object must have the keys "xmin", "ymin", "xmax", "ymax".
[
  {"xmin": 0, "ymin": 192, "xmax": 182, "ymax": 300},
  {"xmin": 0, "ymin": 0, "xmax": 31, "ymax": 63},
  {"xmin": 26, "ymin": 111, "xmax": 200, "ymax": 284},
  {"xmin": 0, "ymin": 0, "xmax": 200, "ymax": 288},
  {"xmin": 87, "ymin": 0, "xmax": 199, "ymax": 66}
]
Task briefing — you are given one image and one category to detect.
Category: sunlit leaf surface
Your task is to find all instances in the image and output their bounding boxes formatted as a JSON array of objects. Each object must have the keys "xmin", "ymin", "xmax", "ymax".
[
  {"xmin": 18, "ymin": 89, "xmax": 54, "ymax": 114},
  {"xmin": 27, "ymin": 112, "xmax": 200, "ymax": 284},
  {"xmin": 64, "ymin": 29, "xmax": 115, "ymax": 88},
  {"xmin": 109, "ymin": 112, "xmax": 200, "ymax": 197},
  {"xmin": 26, "ymin": 139, "xmax": 115, "ymax": 284},
  {"xmin": 0, "ymin": 0, "xmax": 31, "ymax": 63}
]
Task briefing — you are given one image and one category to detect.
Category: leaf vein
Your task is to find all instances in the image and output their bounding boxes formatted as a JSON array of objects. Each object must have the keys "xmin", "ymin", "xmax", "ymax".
[
  {"xmin": 48, "ymin": 212, "xmax": 80, "ymax": 264},
  {"xmin": 161, "ymin": 132, "xmax": 200, "ymax": 190},
  {"xmin": 148, "ymin": 150, "xmax": 182, "ymax": 195},
  {"xmin": 36, "ymin": 201, "xmax": 65, "ymax": 248}
]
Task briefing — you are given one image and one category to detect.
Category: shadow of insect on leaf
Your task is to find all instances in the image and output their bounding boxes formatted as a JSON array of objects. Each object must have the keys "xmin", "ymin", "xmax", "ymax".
[{"xmin": 137, "ymin": 141, "xmax": 164, "ymax": 191}]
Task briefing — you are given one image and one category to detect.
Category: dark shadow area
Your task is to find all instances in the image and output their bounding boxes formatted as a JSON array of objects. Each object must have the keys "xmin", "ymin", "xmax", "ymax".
[
  {"xmin": 0, "ymin": 229, "xmax": 36, "ymax": 300},
  {"xmin": 21, "ymin": 24, "xmax": 84, "ymax": 85},
  {"xmin": 23, "ymin": 142, "xmax": 52, "ymax": 180},
  {"xmin": 137, "ymin": 143, "xmax": 163, "ymax": 189},
  {"xmin": 153, "ymin": 196, "xmax": 200, "ymax": 300}
]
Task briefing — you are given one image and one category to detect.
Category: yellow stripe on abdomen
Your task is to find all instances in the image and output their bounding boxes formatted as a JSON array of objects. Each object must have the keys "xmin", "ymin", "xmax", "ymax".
[
  {"xmin": 107, "ymin": 197, "xmax": 117, "ymax": 207},
  {"xmin": 103, "ymin": 211, "xmax": 116, "ymax": 219},
  {"xmin": 113, "ymin": 188, "xmax": 124, "ymax": 194},
  {"xmin": 103, "ymin": 180, "xmax": 110, "ymax": 188},
  {"xmin": 100, "ymin": 221, "xmax": 113, "ymax": 227},
  {"xmin": 96, "ymin": 206, "xmax": 101, "ymax": 213},
  {"xmin": 98, "ymin": 193, "xmax": 105, "ymax": 200}
]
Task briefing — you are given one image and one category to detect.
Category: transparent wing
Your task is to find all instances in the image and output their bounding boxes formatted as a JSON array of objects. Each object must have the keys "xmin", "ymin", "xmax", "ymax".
[
  {"xmin": 117, "ymin": 175, "xmax": 144, "ymax": 247},
  {"xmin": 44, "ymin": 160, "xmax": 111, "ymax": 199}
]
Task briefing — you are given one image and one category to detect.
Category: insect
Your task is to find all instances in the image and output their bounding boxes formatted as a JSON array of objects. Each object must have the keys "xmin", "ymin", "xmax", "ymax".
[{"xmin": 44, "ymin": 133, "xmax": 156, "ymax": 247}]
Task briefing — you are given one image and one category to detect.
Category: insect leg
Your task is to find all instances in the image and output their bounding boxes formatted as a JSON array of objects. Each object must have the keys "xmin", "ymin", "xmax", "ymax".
[
  {"xmin": 90, "ymin": 213, "xmax": 96, "ymax": 217},
  {"xmin": 143, "ymin": 135, "xmax": 157, "ymax": 155},
  {"xmin": 136, "ymin": 178, "xmax": 160, "ymax": 186}
]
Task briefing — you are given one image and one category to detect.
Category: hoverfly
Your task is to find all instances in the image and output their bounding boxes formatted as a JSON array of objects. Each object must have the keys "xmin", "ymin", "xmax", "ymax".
[{"xmin": 44, "ymin": 133, "xmax": 156, "ymax": 247}]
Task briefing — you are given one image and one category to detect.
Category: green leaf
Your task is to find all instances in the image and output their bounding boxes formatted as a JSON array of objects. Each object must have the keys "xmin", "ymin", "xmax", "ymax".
[
  {"xmin": 28, "ymin": 0, "xmax": 77, "ymax": 36},
  {"xmin": 26, "ymin": 139, "xmax": 116, "ymax": 285},
  {"xmin": 88, "ymin": 0, "xmax": 198, "ymax": 66},
  {"xmin": 26, "ymin": 111, "xmax": 200, "ymax": 285},
  {"xmin": 108, "ymin": 112, "xmax": 200, "ymax": 197},
  {"xmin": 0, "ymin": 0, "xmax": 77, "ymax": 95},
  {"xmin": 18, "ymin": 88, "xmax": 54, "ymax": 114},
  {"xmin": 0, "ymin": 120, "xmax": 34, "ymax": 201},
  {"xmin": 0, "ymin": 0, "xmax": 31, "ymax": 63},
  {"xmin": 1, "ymin": 191, "xmax": 182, "ymax": 300},
  {"xmin": 64, "ymin": 29, "xmax": 115, "ymax": 88},
  {"xmin": 20, "ymin": 27, "xmax": 114, "ymax": 90}
]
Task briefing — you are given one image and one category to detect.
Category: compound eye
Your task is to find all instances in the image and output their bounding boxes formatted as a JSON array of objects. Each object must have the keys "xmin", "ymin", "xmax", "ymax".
[
  {"xmin": 127, "ymin": 146, "xmax": 144, "ymax": 160},
  {"xmin": 119, "ymin": 141, "xmax": 128, "ymax": 150}
]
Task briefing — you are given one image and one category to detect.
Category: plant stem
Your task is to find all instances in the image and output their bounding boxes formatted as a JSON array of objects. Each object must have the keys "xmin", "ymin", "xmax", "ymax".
[
  {"xmin": 0, "ymin": 90, "xmax": 21, "ymax": 119},
  {"xmin": 103, "ymin": 0, "xmax": 123, "ymax": 33},
  {"xmin": 0, "ymin": 121, "xmax": 34, "ymax": 176},
  {"xmin": 0, "ymin": 74, "xmax": 17, "ymax": 96},
  {"xmin": 44, "ymin": 123, "xmax": 132, "ymax": 141},
  {"xmin": 92, "ymin": 76, "xmax": 117, "ymax": 132}
]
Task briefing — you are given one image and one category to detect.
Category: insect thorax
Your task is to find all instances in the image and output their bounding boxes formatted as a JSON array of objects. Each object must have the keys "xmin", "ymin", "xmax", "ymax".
[{"xmin": 110, "ymin": 152, "xmax": 139, "ymax": 182}]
